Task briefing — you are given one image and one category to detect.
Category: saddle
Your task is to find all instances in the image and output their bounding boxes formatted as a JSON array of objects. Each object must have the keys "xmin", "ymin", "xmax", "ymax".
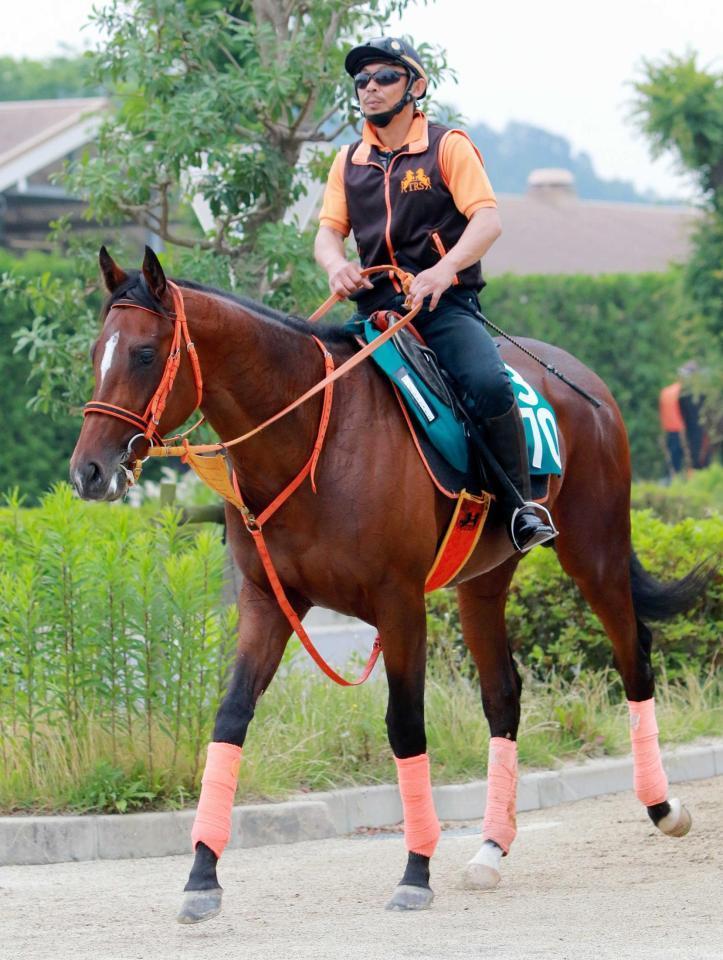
[{"xmin": 349, "ymin": 310, "xmax": 563, "ymax": 500}]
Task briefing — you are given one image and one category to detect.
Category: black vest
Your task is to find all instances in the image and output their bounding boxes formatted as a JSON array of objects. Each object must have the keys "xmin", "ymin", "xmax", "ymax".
[{"xmin": 343, "ymin": 121, "xmax": 484, "ymax": 314}]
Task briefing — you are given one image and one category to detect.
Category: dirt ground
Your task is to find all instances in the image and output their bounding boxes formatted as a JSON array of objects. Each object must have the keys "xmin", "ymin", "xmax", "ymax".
[{"xmin": 2, "ymin": 777, "xmax": 721, "ymax": 960}]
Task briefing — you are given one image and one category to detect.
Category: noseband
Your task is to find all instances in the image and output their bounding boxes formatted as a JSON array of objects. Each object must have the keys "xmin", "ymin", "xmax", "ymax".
[{"xmin": 82, "ymin": 282, "xmax": 204, "ymax": 456}]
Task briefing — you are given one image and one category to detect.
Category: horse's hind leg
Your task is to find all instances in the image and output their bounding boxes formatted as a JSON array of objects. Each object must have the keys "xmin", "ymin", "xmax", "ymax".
[
  {"xmin": 456, "ymin": 559, "xmax": 523, "ymax": 891},
  {"xmin": 554, "ymin": 499, "xmax": 691, "ymax": 838},
  {"xmin": 177, "ymin": 578, "xmax": 303, "ymax": 924},
  {"xmin": 378, "ymin": 588, "xmax": 440, "ymax": 911}
]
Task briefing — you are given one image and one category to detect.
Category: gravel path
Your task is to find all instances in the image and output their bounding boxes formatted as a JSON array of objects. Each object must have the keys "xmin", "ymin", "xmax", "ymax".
[{"xmin": 2, "ymin": 777, "xmax": 720, "ymax": 960}]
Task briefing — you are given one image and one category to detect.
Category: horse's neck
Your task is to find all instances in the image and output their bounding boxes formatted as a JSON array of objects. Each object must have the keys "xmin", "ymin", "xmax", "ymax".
[{"xmin": 189, "ymin": 290, "xmax": 325, "ymax": 501}]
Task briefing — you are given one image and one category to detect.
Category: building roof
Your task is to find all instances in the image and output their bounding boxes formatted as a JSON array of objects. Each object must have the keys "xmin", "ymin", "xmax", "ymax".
[
  {"xmin": 481, "ymin": 174, "xmax": 701, "ymax": 276},
  {"xmin": 0, "ymin": 98, "xmax": 108, "ymax": 194}
]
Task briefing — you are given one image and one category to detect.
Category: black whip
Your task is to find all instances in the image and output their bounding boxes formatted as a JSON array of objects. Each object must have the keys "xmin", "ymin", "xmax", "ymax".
[{"xmin": 474, "ymin": 309, "xmax": 602, "ymax": 408}]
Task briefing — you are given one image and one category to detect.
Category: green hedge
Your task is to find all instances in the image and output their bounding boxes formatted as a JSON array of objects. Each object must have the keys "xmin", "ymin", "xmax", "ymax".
[
  {"xmin": 631, "ymin": 464, "xmax": 723, "ymax": 522},
  {"xmin": 0, "ymin": 252, "xmax": 83, "ymax": 503},
  {"xmin": 481, "ymin": 271, "xmax": 687, "ymax": 479},
  {"xmin": 428, "ymin": 507, "xmax": 721, "ymax": 681},
  {"xmin": 0, "ymin": 254, "xmax": 694, "ymax": 501}
]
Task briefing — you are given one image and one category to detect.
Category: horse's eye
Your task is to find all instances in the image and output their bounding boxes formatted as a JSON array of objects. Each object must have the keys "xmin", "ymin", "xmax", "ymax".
[{"xmin": 136, "ymin": 347, "xmax": 156, "ymax": 366}]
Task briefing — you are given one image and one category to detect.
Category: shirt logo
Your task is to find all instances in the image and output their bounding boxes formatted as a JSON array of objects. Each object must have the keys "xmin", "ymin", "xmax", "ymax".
[{"xmin": 400, "ymin": 167, "xmax": 432, "ymax": 193}]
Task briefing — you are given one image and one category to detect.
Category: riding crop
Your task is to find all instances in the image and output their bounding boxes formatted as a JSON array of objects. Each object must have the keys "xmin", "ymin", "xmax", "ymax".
[{"xmin": 472, "ymin": 308, "xmax": 602, "ymax": 408}]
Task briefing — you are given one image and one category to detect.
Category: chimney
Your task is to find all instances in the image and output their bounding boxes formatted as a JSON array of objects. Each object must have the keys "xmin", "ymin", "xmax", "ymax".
[{"xmin": 527, "ymin": 168, "xmax": 576, "ymax": 203}]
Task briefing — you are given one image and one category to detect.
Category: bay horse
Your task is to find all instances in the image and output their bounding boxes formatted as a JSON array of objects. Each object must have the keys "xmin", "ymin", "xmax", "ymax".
[{"xmin": 71, "ymin": 247, "xmax": 706, "ymax": 923}]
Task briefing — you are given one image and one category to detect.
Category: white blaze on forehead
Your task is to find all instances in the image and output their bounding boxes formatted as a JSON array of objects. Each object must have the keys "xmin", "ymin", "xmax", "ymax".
[{"xmin": 100, "ymin": 331, "xmax": 120, "ymax": 385}]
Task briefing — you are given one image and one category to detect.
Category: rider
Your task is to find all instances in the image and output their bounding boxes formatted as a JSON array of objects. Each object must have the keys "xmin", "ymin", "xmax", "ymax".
[{"xmin": 314, "ymin": 36, "xmax": 557, "ymax": 551}]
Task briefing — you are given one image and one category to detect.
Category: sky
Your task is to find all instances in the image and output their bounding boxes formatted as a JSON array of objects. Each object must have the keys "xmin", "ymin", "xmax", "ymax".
[{"xmin": 2, "ymin": 0, "xmax": 721, "ymax": 200}]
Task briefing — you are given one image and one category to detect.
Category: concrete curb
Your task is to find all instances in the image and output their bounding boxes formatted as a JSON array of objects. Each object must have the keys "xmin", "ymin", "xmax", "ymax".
[{"xmin": 2, "ymin": 741, "xmax": 720, "ymax": 867}]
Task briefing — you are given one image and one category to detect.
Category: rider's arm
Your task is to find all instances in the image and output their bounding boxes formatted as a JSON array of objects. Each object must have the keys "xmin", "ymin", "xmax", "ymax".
[
  {"xmin": 409, "ymin": 133, "xmax": 501, "ymax": 309},
  {"xmin": 315, "ymin": 148, "xmax": 373, "ymax": 298}
]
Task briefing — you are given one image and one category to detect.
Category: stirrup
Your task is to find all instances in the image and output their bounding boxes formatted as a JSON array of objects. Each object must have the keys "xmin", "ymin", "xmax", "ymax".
[{"xmin": 510, "ymin": 502, "xmax": 558, "ymax": 553}]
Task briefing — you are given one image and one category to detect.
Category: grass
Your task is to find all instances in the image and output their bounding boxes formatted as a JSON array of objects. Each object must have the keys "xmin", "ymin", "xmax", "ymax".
[{"xmin": 1, "ymin": 653, "xmax": 719, "ymax": 815}]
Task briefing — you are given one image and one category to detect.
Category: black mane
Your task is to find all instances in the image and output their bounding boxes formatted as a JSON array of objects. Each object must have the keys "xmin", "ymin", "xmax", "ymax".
[{"xmin": 104, "ymin": 271, "xmax": 358, "ymax": 346}]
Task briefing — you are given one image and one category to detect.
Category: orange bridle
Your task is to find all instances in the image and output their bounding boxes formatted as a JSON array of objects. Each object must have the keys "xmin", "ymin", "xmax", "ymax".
[{"xmin": 83, "ymin": 281, "xmax": 203, "ymax": 451}]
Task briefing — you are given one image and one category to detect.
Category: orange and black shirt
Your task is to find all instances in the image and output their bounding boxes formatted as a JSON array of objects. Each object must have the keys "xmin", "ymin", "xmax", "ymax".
[{"xmin": 319, "ymin": 112, "xmax": 497, "ymax": 312}]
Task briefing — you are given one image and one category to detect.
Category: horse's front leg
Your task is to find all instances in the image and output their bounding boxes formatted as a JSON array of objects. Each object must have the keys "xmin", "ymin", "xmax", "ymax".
[
  {"xmin": 177, "ymin": 578, "xmax": 303, "ymax": 924},
  {"xmin": 379, "ymin": 590, "xmax": 440, "ymax": 912}
]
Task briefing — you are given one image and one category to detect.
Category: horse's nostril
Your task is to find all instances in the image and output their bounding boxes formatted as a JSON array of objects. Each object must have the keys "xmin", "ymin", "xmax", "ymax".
[{"xmin": 78, "ymin": 460, "xmax": 105, "ymax": 495}]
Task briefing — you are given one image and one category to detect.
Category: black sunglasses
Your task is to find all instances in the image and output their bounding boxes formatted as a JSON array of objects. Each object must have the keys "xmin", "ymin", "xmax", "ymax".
[{"xmin": 354, "ymin": 68, "xmax": 408, "ymax": 90}]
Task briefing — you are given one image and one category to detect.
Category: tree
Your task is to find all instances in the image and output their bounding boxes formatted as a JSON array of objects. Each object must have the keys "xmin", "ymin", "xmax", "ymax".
[
  {"xmin": 634, "ymin": 54, "xmax": 723, "ymax": 431},
  {"xmin": 68, "ymin": 0, "xmax": 449, "ymax": 294},
  {"xmin": 0, "ymin": 55, "xmax": 100, "ymax": 100},
  {"xmin": 4, "ymin": 0, "xmax": 450, "ymax": 415}
]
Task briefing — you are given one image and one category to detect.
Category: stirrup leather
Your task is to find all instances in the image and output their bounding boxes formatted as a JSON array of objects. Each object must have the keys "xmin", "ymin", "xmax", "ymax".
[{"xmin": 510, "ymin": 502, "xmax": 558, "ymax": 553}]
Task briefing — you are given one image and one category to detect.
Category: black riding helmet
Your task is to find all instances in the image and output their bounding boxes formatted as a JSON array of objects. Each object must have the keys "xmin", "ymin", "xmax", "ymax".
[{"xmin": 345, "ymin": 37, "xmax": 428, "ymax": 127}]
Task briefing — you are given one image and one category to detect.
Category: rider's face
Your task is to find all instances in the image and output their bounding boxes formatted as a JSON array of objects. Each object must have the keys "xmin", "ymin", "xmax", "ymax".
[{"xmin": 355, "ymin": 61, "xmax": 409, "ymax": 113}]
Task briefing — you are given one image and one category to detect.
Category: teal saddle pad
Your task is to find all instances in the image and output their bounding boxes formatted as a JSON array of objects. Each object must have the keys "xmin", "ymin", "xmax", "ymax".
[{"xmin": 354, "ymin": 318, "xmax": 563, "ymax": 477}]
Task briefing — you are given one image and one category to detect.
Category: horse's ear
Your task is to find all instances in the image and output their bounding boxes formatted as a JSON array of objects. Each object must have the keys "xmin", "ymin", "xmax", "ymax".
[
  {"xmin": 142, "ymin": 245, "xmax": 167, "ymax": 301},
  {"xmin": 99, "ymin": 246, "xmax": 128, "ymax": 292}
]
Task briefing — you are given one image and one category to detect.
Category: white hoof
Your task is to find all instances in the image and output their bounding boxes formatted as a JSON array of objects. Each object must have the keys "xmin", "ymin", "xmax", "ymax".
[
  {"xmin": 657, "ymin": 798, "xmax": 692, "ymax": 838},
  {"xmin": 464, "ymin": 840, "xmax": 502, "ymax": 891}
]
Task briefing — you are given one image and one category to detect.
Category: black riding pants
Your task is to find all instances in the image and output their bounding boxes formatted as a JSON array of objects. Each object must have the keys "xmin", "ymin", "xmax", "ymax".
[{"xmin": 357, "ymin": 288, "xmax": 514, "ymax": 422}]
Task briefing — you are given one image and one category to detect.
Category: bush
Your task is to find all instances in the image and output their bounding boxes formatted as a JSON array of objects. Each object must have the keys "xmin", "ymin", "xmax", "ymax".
[
  {"xmin": 632, "ymin": 464, "xmax": 723, "ymax": 522},
  {"xmin": 0, "ymin": 488, "xmax": 719, "ymax": 812},
  {"xmin": 482, "ymin": 271, "xmax": 688, "ymax": 479},
  {"xmin": 0, "ymin": 251, "xmax": 88, "ymax": 503},
  {"xmin": 0, "ymin": 485, "xmax": 237, "ymax": 810},
  {"xmin": 2, "ymin": 252, "xmax": 699, "ymax": 504},
  {"xmin": 427, "ymin": 509, "xmax": 722, "ymax": 681}
]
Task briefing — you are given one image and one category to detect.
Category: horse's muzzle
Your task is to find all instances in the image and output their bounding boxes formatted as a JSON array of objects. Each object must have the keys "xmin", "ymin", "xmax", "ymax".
[{"xmin": 70, "ymin": 456, "xmax": 129, "ymax": 502}]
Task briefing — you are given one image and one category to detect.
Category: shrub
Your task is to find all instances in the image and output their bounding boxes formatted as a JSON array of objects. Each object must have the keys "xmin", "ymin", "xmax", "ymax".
[
  {"xmin": 0, "ymin": 485, "xmax": 237, "ymax": 810},
  {"xmin": 0, "ymin": 251, "xmax": 88, "ymax": 503},
  {"xmin": 482, "ymin": 271, "xmax": 689, "ymax": 479},
  {"xmin": 1, "ymin": 253, "xmax": 700, "ymax": 503},
  {"xmin": 427, "ymin": 509, "xmax": 722, "ymax": 681},
  {"xmin": 632, "ymin": 464, "xmax": 723, "ymax": 522}
]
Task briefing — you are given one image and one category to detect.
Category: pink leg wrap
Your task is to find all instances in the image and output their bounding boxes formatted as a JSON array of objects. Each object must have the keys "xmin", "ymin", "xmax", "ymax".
[
  {"xmin": 394, "ymin": 753, "xmax": 441, "ymax": 857},
  {"xmin": 482, "ymin": 737, "xmax": 518, "ymax": 854},
  {"xmin": 628, "ymin": 698, "xmax": 668, "ymax": 806},
  {"xmin": 191, "ymin": 742, "xmax": 243, "ymax": 858}
]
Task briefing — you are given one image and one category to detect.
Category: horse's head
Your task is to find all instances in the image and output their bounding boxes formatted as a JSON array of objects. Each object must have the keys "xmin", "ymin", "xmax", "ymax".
[{"xmin": 70, "ymin": 246, "xmax": 200, "ymax": 501}]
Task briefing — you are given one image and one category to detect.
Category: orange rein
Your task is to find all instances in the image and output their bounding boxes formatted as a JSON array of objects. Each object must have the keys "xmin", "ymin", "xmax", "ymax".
[{"xmin": 82, "ymin": 266, "xmax": 422, "ymax": 685}]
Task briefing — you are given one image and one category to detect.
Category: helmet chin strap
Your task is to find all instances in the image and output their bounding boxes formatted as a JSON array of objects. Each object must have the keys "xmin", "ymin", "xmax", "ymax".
[{"xmin": 359, "ymin": 74, "xmax": 416, "ymax": 129}]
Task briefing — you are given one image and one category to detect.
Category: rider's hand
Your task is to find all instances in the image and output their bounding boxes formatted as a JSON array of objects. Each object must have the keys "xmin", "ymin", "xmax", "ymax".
[
  {"xmin": 408, "ymin": 261, "xmax": 457, "ymax": 311},
  {"xmin": 328, "ymin": 260, "xmax": 374, "ymax": 298}
]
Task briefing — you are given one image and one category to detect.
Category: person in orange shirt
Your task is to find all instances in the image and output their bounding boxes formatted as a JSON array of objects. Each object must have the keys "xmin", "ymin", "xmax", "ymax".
[{"xmin": 315, "ymin": 36, "xmax": 556, "ymax": 552}]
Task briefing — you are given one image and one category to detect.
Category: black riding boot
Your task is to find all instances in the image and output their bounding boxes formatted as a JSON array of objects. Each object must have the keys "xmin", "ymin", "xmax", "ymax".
[{"xmin": 484, "ymin": 403, "xmax": 558, "ymax": 552}]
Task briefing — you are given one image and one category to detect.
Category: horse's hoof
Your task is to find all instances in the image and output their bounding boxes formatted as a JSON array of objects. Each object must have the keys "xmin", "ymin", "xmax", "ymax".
[
  {"xmin": 657, "ymin": 798, "xmax": 692, "ymax": 838},
  {"xmin": 464, "ymin": 839, "xmax": 502, "ymax": 890},
  {"xmin": 463, "ymin": 862, "xmax": 501, "ymax": 890},
  {"xmin": 177, "ymin": 888, "xmax": 223, "ymax": 924},
  {"xmin": 385, "ymin": 884, "xmax": 434, "ymax": 911}
]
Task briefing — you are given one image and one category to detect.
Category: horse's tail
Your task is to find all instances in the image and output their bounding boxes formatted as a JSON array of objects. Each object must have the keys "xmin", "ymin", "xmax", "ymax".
[{"xmin": 629, "ymin": 550, "xmax": 714, "ymax": 622}]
